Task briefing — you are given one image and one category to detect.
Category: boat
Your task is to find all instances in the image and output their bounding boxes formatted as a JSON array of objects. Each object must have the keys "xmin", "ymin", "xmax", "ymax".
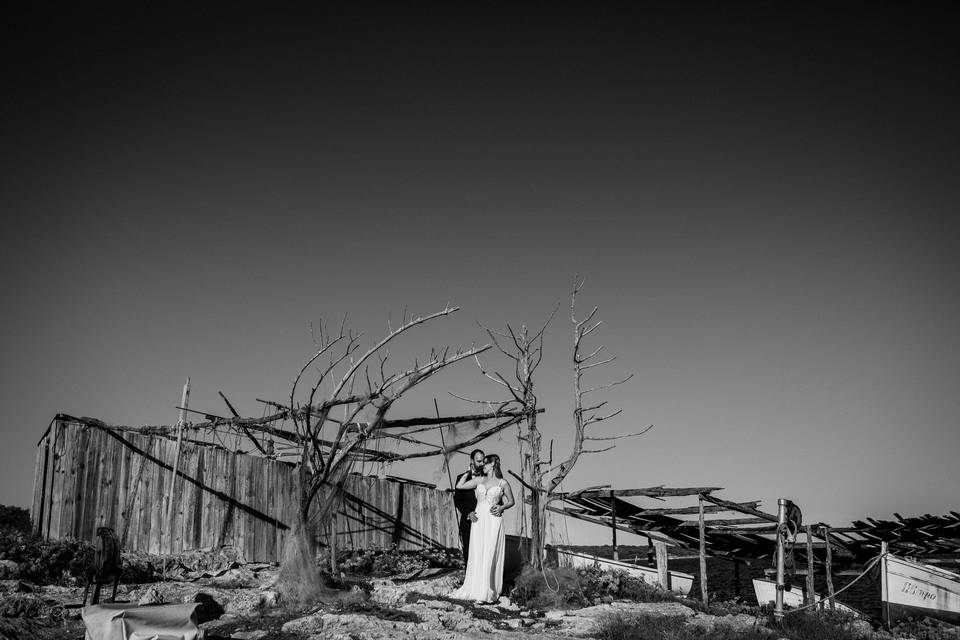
[
  {"xmin": 752, "ymin": 577, "xmax": 862, "ymax": 616},
  {"xmin": 882, "ymin": 552, "xmax": 960, "ymax": 625},
  {"xmin": 555, "ymin": 547, "xmax": 695, "ymax": 595}
]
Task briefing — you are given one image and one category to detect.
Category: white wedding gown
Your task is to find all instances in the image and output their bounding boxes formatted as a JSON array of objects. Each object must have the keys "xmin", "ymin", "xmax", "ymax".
[{"xmin": 450, "ymin": 480, "xmax": 506, "ymax": 602}]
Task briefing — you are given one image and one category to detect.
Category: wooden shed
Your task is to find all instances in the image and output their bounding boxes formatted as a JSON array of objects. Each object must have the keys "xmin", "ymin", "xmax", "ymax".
[{"xmin": 32, "ymin": 415, "xmax": 460, "ymax": 562}]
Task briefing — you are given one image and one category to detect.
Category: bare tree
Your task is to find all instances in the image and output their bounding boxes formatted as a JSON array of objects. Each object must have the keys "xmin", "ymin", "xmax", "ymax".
[
  {"xmin": 278, "ymin": 305, "xmax": 534, "ymax": 601},
  {"xmin": 477, "ymin": 280, "xmax": 649, "ymax": 569}
]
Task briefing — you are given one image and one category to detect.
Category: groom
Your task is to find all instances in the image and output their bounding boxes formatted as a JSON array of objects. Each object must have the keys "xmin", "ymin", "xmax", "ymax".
[{"xmin": 454, "ymin": 449, "xmax": 486, "ymax": 561}]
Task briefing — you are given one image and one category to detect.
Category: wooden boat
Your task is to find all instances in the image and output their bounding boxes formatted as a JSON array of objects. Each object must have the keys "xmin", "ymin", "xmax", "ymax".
[
  {"xmin": 752, "ymin": 578, "xmax": 862, "ymax": 616},
  {"xmin": 882, "ymin": 552, "xmax": 960, "ymax": 625},
  {"xmin": 555, "ymin": 547, "xmax": 694, "ymax": 595}
]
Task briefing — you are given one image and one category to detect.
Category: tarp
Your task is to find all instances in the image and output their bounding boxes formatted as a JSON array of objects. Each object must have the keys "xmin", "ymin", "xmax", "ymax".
[{"xmin": 82, "ymin": 603, "xmax": 203, "ymax": 640}]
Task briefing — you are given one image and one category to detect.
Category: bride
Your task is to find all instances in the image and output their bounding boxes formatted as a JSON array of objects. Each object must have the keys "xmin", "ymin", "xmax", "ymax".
[{"xmin": 450, "ymin": 453, "xmax": 515, "ymax": 603}]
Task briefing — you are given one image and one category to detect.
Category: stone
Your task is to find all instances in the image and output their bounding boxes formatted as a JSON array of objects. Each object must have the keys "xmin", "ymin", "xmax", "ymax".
[
  {"xmin": 281, "ymin": 611, "xmax": 326, "ymax": 635},
  {"xmin": 0, "ymin": 560, "xmax": 19, "ymax": 579},
  {"xmin": 231, "ymin": 631, "xmax": 269, "ymax": 640},
  {"xmin": 138, "ymin": 586, "xmax": 164, "ymax": 605}
]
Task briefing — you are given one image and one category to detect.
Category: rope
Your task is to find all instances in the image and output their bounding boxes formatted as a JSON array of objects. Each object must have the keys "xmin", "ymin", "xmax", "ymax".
[{"xmin": 781, "ymin": 552, "xmax": 884, "ymax": 616}]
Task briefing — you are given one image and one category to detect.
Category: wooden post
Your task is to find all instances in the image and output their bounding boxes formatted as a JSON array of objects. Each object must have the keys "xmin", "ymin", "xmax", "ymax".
[
  {"xmin": 881, "ymin": 541, "xmax": 889, "ymax": 627},
  {"xmin": 698, "ymin": 494, "xmax": 708, "ymax": 605},
  {"xmin": 611, "ymin": 490, "xmax": 619, "ymax": 561},
  {"xmin": 774, "ymin": 498, "xmax": 788, "ymax": 622},
  {"xmin": 330, "ymin": 512, "xmax": 339, "ymax": 575},
  {"xmin": 37, "ymin": 437, "xmax": 50, "ymax": 537},
  {"xmin": 654, "ymin": 540, "xmax": 670, "ymax": 591},
  {"xmin": 821, "ymin": 525, "xmax": 835, "ymax": 610},
  {"xmin": 805, "ymin": 525, "xmax": 816, "ymax": 606},
  {"xmin": 163, "ymin": 378, "xmax": 189, "ymax": 578},
  {"xmin": 733, "ymin": 559, "xmax": 741, "ymax": 598}
]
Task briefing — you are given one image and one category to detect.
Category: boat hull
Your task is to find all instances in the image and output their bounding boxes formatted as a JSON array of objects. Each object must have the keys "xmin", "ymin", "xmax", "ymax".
[
  {"xmin": 882, "ymin": 553, "xmax": 960, "ymax": 625},
  {"xmin": 752, "ymin": 578, "xmax": 861, "ymax": 616},
  {"xmin": 556, "ymin": 548, "xmax": 694, "ymax": 595}
]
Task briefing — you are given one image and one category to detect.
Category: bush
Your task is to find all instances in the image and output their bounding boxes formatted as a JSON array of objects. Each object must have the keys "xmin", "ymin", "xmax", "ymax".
[
  {"xmin": 888, "ymin": 617, "xmax": 960, "ymax": 640},
  {"xmin": 334, "ymin": 545, "xmax": 462, "ymax": 577},
  {"xmin": 0, "ymin": 506, "xmax": 31, "ymax": 534},
  {"xmin": 0, "ymin": 530, "xmax": 93, "ymax": 585},
  {"xmin": 594, "ymin": 613, "xmax": 774, "ymax": 640},
  {"xmin": 773, "ymin": 610, "xmax": 870, "ymax": 640},
  {"xmin": 509, "ymin": 565, "xmax": 586, "ymax": 609}
]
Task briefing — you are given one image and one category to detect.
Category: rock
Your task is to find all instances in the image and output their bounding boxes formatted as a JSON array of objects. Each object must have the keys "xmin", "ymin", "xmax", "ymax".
[
  {"xmin": 231, "ymin": 631, "xmax": 269, "ymax": 639},
  {"xmin": 416, "ymin": 599, "xmax": 462, "ymax": 611},
  {"xmin": 504, "ymin": 618, "xmax": 522, "ymax": 629},
  {"xmin": 0, "ymin": 560, "xmax": 19, "ymax": 579},
  {"xmin": 844, "ymin": 618, "xmax": 875, "ymax": 639},
  {"xmin": 281, "ymin": 611, "xmax": 325, "ymax": 635},
  {"xmin": 0, "ymin": 594, "xmax": 45, "ymax": 617},
  {"xmin": 555, "ymin": 601, "xmax": 696, "ymax": 637},
  {"xmin": 545, "ymin": 610, "xmax": 566, "ymax": 621},
  {"xmin": 138, "ymin": 586, "xmax": 164, "ymax": 605},
  {"xmin": 191, "ymin": 592, "xmax": 225, "ymax": 623}
]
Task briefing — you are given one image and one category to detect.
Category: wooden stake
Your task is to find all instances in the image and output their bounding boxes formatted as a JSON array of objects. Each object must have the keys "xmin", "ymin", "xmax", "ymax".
[
  {"xmin": 805, "ymin": 524, "xmax": 816, "ymax": 606},
  {"xmin": 822, "ymin": 525, "xmax": 836, "ymax": 610},
  {"xmin": 774, "ymin": 498, "xmax": 787, "ymax": 622},
  {"xmin": 330, "ymin": 512, "xmax": 339, "ymax": 575},
  {"xmin": 611, "ymin": 490, "xmax": 619, "ymax": 561},
  {"xmin": 655, "ymin": 540, "xmax": 670, "ymax": 591},
  {"xmin": 698, "ymin": 494, "xmax": 708, "ymax": 605},
  {"xmin": 163, "ymin": 378, "xmax": 189, "ymax": 578},
  {"xmin": 881, "ymin": 541, "xmax": 889, "ymax": 627}
]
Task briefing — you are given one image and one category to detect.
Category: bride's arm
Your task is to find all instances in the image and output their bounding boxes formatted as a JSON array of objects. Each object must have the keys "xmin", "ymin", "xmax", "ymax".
[
  {"xmin": 492, "ymin": 481, "xmax": 515, "ymax": 517},
  {"xmin": 455, "ymin": 473, "xmax": 482, "ymax": 490}
]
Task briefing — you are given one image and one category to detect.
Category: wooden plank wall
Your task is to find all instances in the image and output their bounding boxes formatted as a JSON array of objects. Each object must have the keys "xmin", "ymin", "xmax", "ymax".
[{"xmin": 31, "ymin": 419, "xmax": 459, "ymax": 561}]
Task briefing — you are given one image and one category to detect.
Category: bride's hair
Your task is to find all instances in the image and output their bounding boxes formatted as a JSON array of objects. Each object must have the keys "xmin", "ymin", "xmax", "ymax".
[{"xmin": 484, "ymin": 454, "xmax": 502, "ymax": 479}]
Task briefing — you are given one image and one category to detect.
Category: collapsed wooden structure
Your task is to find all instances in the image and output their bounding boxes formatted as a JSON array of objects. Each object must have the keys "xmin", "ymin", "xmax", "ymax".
[
  {"xmin": 32, "ymin": 415, "xmax": 460, "ymax": 562},
  {"xmin": 552, "ymin": 485, "xmax": 960, "ymax": 605}
]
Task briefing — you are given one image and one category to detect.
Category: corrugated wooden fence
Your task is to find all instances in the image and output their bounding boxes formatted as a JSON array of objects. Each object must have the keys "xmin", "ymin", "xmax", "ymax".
[{"xmin": 32, "ymin": 417, "xmax": 459, "ymax": 562}]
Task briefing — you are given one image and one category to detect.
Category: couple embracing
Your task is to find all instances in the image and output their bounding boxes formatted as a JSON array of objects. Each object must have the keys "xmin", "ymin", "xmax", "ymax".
[{"xmin": 451, "ymin": 449, "xmax": 515, "ymax": 603}]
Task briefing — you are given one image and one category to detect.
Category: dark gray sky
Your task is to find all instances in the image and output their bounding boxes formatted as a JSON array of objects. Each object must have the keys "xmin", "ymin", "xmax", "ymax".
[{"xmin": 2, "ymin": 4, "xmax": 958, "ymax": 543}]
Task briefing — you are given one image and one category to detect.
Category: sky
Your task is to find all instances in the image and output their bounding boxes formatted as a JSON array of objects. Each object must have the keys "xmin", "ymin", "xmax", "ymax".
[{"xmin": 2, "ymin": 3, "xmax": 958, "ymax": 546}]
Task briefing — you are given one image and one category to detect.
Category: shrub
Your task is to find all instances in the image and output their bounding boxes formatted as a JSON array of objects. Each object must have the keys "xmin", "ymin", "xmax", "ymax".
[
  {"xmin": 888, "ymin": 617, "xmax": 960, "ymax": 640},
  {"xmin": 0, "ymin": 531, "xmax": 93, "ymax": 585},
  {"xmin": 773, "ymin": 610, "xmax": 873, "ymax": 640},
  {"xmin": 335, "ymin": 545, "xmax": 462, "ymax": 578},
  {"xmin": 0, "ymin": 506, "xmax": 31, "ymax": 534},
  {"xmin": 509, "ymin": 565, "xmax": 586, "ymax": 609},
  {"xmin": 594, "ymin": 613, "xmax": 774, "ymax": 640}
]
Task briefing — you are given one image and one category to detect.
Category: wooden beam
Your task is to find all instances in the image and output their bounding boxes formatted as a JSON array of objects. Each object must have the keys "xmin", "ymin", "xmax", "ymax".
[
  {"xmin": 699, "ymin": 493, "xmax": 777, "ymax": 522},
  {"xmin": 677, "ymin": 517, "xmax": 772, "ymax": 527},
  {"xmin": 703, "ymin": 525, "xmax": 779, "ymax": 534},
  {"xmin": 638, "ymin": 502, "xmax": 761, "ymax": 516},
  {"xmin": 698, "ymin": 495, "xmax": 708, "ymax": 605},
  {"xmin": 562, "ymin": 486, "xmax": 723, "ymax": 499}
]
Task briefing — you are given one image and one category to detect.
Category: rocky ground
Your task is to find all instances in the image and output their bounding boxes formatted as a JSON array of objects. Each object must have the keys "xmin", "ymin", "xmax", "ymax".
[{"xmin": 0, "ymin": 565, "xmax": 875, "ymax": 640}]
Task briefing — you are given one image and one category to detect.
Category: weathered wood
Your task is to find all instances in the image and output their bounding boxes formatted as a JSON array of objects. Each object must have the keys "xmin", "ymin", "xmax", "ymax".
[
  {"xmin": 805, "ymin": 525, "xmax": 816, "ymax": 606},
  {"xmin": 37, "ymin": 418, "xmax": 464, "ymax": 562},
  {"xmin": 822, "ymin": 525, "xmax": 836, "ymax": 610},
  {"xmin": 699, "ymin": 495, "xmax": 708, "ymax": 604},
  {"xmin": 638, "ymin": 503, "xmax": 762, "ymax": 516},
  {"xmin": 566, "ymin": 486, "xmax": 723, "ymax": 499},
  {"xmin": 679, "ymin": 517, "xmax": 771, "ymax": 527},
  {"xmin": 611, "ymin": 490, "xmax": 619, "ymax": 560},
  {"xmin": 655, "ymin": 540, "xmax": 670, "ymax": 590},
  {"xmin": 699, "ymin": 493, "xmax": 778, "ymax": 522}
]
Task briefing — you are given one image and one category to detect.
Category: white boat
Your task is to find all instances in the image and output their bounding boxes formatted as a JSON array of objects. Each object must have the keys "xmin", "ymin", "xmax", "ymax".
[
  {"xmin": 753, "ymin": 578, "xmax": 862, "ymax": 616},
  {"xmin": 882, "ymin": 553, "xmax": 960, "ymax": 625},
  {"xmin": 555, "ymin": 548, "xmax": 694, "ymax": 595}
]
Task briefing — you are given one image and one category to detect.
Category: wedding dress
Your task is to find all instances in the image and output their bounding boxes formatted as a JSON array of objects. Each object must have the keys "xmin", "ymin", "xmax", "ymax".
[{"xmin": 450, "ymin": 480, "xmax": 506, "ymax": 602}]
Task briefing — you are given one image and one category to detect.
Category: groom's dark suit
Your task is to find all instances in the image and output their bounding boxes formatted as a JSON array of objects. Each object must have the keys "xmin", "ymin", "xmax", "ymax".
[{"xmin": 454, "ymin": 468, "xmax": 478, "ymax": 560}]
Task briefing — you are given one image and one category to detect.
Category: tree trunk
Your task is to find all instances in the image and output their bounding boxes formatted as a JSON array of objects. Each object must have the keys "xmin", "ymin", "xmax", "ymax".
[{"xmin": 523, "ymin": 411, "xmax": 544, "ymax": 569}]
